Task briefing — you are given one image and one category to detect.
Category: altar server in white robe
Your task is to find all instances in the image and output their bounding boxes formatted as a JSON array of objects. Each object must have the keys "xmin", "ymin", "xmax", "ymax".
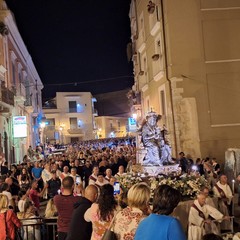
[
  {"xmin": 201, "ymin": 186, "xmax": 217, "ymax": 208},
  {"xmin": 213, "ymin": 174, "xmax": 233, "ymax": 230},
  {"xmin": 188, "ymin": 192, "xmax": 227, "ymax": 240}
]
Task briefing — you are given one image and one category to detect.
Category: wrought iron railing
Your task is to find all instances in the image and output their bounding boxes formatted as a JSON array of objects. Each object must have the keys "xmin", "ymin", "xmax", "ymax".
[{"xmin": 19, "ymin": 217, "xmax": 58, "ymax": 240}]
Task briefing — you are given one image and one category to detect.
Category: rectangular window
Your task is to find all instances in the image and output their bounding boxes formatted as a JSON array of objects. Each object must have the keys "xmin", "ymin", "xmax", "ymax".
[
  {"xmin": 69, "ymin": 118, "xmax": 77, "ymax": 129},
  {"xmin": 69, "ymin": 101, "xmax": 77, "ymax": 113},
  {"xmin": 46, "ymin": 118, "xmax": 55, "ymax": 126},
  {"xmin": 110, "ymin": 120, "xmax": 113, "ymax": 129}
]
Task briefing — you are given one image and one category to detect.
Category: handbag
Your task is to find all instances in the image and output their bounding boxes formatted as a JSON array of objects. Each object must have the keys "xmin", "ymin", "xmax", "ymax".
[
  {"xmin": 102, "ymin": 229, "xmax": 117, "ymax": 240},
  {"xmin": 101, "ymin": 212, "xmax": 118, "ymax": 240}
]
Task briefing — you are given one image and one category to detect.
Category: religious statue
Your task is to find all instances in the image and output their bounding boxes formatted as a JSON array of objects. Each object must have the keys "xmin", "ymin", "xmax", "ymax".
[{"xmin": 140, "ymin": 111, "xmax": 173, "ymax": 166}]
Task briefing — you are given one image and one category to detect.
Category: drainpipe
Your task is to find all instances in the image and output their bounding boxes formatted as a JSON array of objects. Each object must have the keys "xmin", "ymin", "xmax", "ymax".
[{"xmin": 160, "ymin": 0, "xmax": 178, "ymax": 157}]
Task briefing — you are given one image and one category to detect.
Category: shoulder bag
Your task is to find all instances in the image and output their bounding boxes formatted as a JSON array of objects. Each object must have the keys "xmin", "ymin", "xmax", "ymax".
[{"xmin": 102, "ymin": 212, "xmax": 118, "ymax": 240}]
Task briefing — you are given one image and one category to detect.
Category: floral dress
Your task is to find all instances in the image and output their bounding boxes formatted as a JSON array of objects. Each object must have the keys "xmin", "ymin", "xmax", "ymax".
[
  {"xmin": 113, "ymin": 207, "xmax": 146, "ymax": 240},
  {"xmin": 84, "ymin": 203, "xmax": 114, "ymax": 240}
]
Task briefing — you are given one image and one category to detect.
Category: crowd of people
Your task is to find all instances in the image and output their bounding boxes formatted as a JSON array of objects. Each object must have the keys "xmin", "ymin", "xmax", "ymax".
[{"xmin": 0, "ymin": 137, "xmax": 238, "ymax": 240}]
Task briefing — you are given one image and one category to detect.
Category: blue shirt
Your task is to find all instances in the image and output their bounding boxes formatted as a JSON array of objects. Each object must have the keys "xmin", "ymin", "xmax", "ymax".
[
  {"xmin": 32, "ymin": 167, "xmax": 43, "ymax": 179},
  {"xmin": 134, "ymin": 214, "xmax": 186, "ymax": 240}
]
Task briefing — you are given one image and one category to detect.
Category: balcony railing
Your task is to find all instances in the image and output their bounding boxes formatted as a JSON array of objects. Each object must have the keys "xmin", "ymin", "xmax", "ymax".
[
  {"xmin": 67, "ymin": 128, "xmax": 84, "ymax": 134},
  {"xmin": 0, "ymin": 86, "xmax": 15, "ymax": 106}
]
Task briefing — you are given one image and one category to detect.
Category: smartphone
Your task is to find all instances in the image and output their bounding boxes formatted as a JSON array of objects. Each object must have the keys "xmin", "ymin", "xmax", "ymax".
[
  {"xmin": 76, "ymin": 176, "xmax": 81, "ymax": 185},
  {"xmin": 114, "ymin": 182, "xmax": 120, "ymax": 195}
]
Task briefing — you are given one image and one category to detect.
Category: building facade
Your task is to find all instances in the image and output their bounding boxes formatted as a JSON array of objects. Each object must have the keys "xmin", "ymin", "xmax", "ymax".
[
  {"xmin": 95, "ymin": 116, "xmax": 128, "ymax": 139},
  {"xmin": 130, "ymin": 0, "xmax": 240, "ymax": 161},
  {"xmin": 0, "ymin": 1, "xmax": 43, "ymax": 163},
  {"xmin": 43, "ymin": 92, "xmax": 97, "ymax": 143}
]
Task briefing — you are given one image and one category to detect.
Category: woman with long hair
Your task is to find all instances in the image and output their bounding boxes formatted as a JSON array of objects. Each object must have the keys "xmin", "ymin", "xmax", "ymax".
[
  {"xmin": 0, "ymin": 194, "xmax": 21, "ymax": 240},
  {"xmin": 18, "ymin": 168, "xmax": 31, "ymax": 191},
  {"xmin": 84, "ymin": 184, "xmax": 117, "ymax": 240},
  {"xmin": 113, "ymin": 182, "xmax": 151, "ymax": 240},
  {"xmin": 45, "ymin": 198, "xmax": 58, "ymax": 218},
  {"xmin": 17, "ymin": 200, "xmax": 41, "ymax": 240}
]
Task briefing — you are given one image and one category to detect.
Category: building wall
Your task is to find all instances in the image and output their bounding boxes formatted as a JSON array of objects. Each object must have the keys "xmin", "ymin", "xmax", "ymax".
[
  {"xmin": 0, "ymin": 1, "xmax": 43, "ymax": 164},
  {"xmin": 43, "ymin": 92, "xmax": 96, "ymax": 143},
  {"xmin": 95, "ymin": 116, "xmax": 128, "ymax": 139},
  {"xmin": 131, "ymin": 0, "xmax": 240, "ymax": 162}
]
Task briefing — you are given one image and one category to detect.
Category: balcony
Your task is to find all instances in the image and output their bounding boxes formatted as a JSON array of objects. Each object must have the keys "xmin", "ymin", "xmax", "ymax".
[
  {"xmin": 0, "ymin": 86, "xmax": 15, "ymax": 106},
  {"xmin": 67, "ymin": 128, "xmax": 84, "ymax": 134}
]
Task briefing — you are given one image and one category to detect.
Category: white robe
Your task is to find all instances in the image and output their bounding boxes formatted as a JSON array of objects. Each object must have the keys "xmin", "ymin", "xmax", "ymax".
[
  {"xmin": 213, "ymin": 182, "xmax": 233, "ymax": 205},
  {"xmin": 188, "ymin": 200, "xmax": 223, "ymax": 240},
  {"xmin": 213, "ymin": 181, "xmax": 233, "ymax": 230}
]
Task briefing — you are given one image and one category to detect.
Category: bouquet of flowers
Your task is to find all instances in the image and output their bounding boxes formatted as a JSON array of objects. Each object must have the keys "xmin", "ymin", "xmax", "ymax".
[
  {"xmin": 118, "ymin": 174, "xmax": 143, "ymax": 191},
  {"xmin": 149, "ymin": 175, "xmax": 209, "ymax": 199},
  {"xmin": 117, "ymin": 173, "xmax": 209, "ymax": 200}
]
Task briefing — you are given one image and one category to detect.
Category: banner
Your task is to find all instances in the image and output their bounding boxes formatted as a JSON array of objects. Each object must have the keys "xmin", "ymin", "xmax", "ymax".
[{"xmin": 13, "ymin": 116, "xmax": 27, "ymax": 138}]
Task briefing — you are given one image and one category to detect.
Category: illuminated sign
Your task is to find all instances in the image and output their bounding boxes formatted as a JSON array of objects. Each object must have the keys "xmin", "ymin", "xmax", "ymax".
[
  {"xmin": 13, "ymin": 116, "xmax": 27, "ymax": 138},
  {"xmin": 128, "ymin": 117, "xmax": 137, "ymax": 132}
]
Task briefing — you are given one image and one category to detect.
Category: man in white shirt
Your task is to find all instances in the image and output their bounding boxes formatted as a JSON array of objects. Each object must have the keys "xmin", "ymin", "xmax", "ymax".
[
  {"xmin": 188, "ymin": 192, "xmax": 227, "ymax": 240},
  {"xmin": 105, "ymin": 168, "xmax": 112, "ymax": 182},
  {"xmin": 60, "ymin": 166, "xmax": 70, "ymax": 182},
  {"xmin": 213, "ymin": 174, "xmax": 233, "ymax": 230},
  {"xmin": 114, "ymin": 165, "xmax": 126, "ymax": 180}
]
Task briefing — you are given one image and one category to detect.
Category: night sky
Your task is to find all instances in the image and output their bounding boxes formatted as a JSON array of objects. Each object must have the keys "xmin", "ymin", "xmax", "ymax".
[{"xmin": 5, "ymin": 0, "xmax": 133, "ymax": 101}]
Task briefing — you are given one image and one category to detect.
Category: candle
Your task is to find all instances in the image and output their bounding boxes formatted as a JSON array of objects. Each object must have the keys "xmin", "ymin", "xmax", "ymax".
[{"xmin": 232, "ymin": 179, "xmax": 235, "ymax": 194}]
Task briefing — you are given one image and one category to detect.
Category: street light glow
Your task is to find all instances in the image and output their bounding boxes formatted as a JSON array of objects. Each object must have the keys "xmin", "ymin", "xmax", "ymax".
[{"xmin": 40, "ymin": 122, "xmax": 46, "ymax": 128}]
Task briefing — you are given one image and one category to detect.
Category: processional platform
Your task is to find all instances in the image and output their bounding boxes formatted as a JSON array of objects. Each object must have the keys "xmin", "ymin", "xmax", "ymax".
[{"xmin": 132, "ymin": 163, "xmax": 181, "ymax": 177}]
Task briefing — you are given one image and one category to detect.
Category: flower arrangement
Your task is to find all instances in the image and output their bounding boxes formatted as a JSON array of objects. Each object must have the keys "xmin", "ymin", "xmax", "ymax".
[
  {"xmin": 150, "ymin": 175, "xmax": 209, "ymax": 199},
  {"xmin": 118, "ymin": 174, "xmax": 143, "ymax": 191},
  {"xmin": 118, "ymin": 173, "xmax": 209, "ymax": 200}
]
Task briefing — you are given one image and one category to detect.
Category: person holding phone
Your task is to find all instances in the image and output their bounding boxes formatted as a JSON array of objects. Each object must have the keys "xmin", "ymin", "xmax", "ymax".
[{"xmin": 113, "ymin": 182, "xmax": 120, "ymax": 195}]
